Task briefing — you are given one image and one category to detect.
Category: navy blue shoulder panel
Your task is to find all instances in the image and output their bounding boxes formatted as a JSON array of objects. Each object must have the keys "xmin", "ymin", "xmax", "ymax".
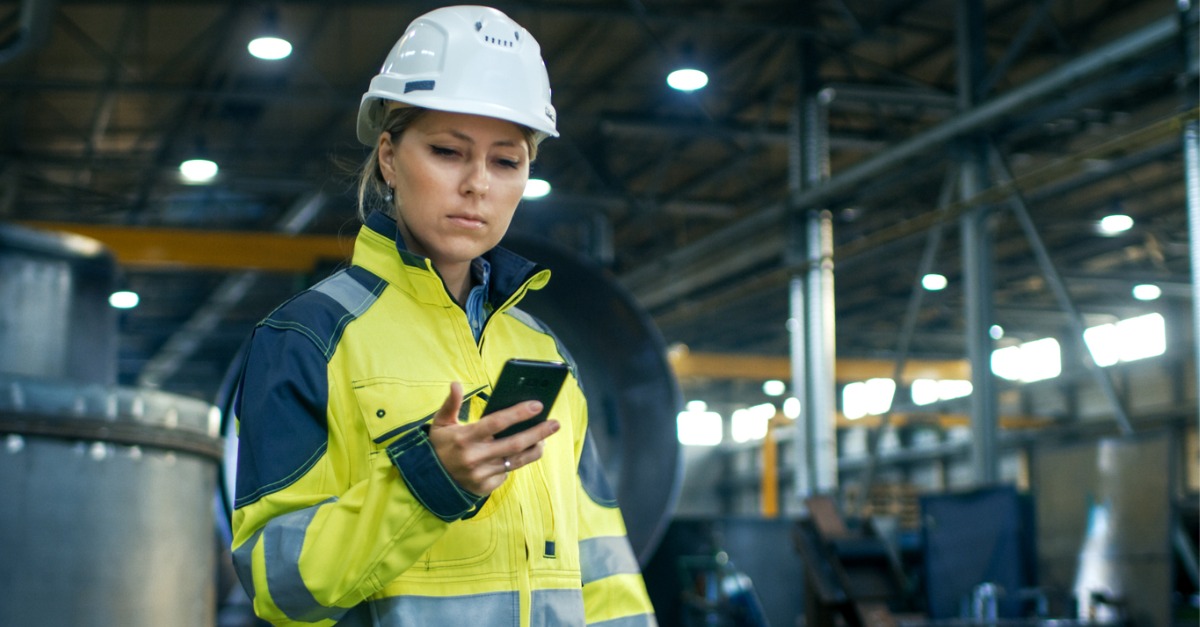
[
  {"xmin": 503, "ymin": 306, "xmax": 580, "ymax": 385},
  {"xmin": 259, "ymin": 266, "xmax": 387, "ymax": 362},
  {"xmin": 233, "ymin": 266, "xmax": 386, "ymax": 509}
]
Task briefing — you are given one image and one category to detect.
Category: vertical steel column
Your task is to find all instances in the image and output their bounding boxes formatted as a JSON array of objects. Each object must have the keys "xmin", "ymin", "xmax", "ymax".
[
  {"xmin": 807, "ymin": 208, "xmax": 838, "ymax": 492},
  {"xmin": 788, "ymin": 25, "xmax": 837, "ymax": 497},
  {"xmin": 958, "ymin": 0, "xmax": 1000, "ymax": 485},
  {"xmin": 1181, "ymin": 1, "xmax": 1200, "ymax": 425}
]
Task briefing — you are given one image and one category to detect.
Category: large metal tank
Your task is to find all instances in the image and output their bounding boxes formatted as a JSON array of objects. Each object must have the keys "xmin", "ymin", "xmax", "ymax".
[{"xmin": 0, "ymin": 224, "xmax": 222, "ymax": 626}]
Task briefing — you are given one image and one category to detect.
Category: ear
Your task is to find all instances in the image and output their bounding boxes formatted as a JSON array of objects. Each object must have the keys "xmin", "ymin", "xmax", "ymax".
[{"xmin": 377, "ymin": 132, "xmax": 397, "ymax": 183}]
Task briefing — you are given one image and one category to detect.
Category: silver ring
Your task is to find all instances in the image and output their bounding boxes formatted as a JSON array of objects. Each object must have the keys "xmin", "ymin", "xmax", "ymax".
[{"xmin": 503, "ymin": 458, "xmax": 512, "ymax": 472}]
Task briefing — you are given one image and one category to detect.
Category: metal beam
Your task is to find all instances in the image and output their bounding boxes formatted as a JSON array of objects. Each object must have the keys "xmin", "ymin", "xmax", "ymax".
[
  {"xmin": 668, "ymin": 349, "xmax": 970, "ymax": 383},
  {"xmin": 622, "ymin": 16, "xmax": 1181, "ymax": 302},
  {"xmin": 17, "ymin": 217, "xmax": 351, "ymax": 272},
  {"xmin": 138, "ymin": 191, "xmax": 331, "ymax": 388}
]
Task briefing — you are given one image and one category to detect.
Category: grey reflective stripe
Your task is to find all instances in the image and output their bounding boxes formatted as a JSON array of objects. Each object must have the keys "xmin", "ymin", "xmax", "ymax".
[
  {"xmin": 589, "ymin": 613, "xmax": 658, "ymax": 627},
  {"xmin": 313, "ymin": 272, "xmax": 377, "ymax": 316},
  {"xmin": 231, "ymin": 528, "xmax": 263, "ymax": 601},
  {"xmin": 369, "ymin": 590, "xmax": 519, "ymax": 624},
  {"xmin": 531, "ymin": 588, "xmax": 585, "ymax": 627},
  {"xmin": 261, "ymin": 499, "xmax": 342, "ymax": 623},
  {"xmin": 579, "ymin": 535, "xmax": 641, "ymax": 585},
  {"xmin": 505, "ymin": 307, "xmax": 579, "ymax": 377}
]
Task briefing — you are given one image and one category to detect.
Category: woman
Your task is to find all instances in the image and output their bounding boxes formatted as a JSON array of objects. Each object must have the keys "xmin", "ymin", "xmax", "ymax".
[{"xmin": 230, "ymin": 6, "xmax": 656, "ymax": 626}]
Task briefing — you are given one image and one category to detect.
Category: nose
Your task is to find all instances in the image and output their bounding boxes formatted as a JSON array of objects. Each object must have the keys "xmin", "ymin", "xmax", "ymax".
[{"xmin": 462, "ymin": 160, "xmax": 490, "ymax": 197}]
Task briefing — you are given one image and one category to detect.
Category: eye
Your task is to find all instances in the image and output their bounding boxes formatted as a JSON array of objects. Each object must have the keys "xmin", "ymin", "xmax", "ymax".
[
  {"xmin": 495, "ymin": 157, "xmax": 522, "ymax": 170},
  {"xmin": 430, "ymin": 145, "xmax": 460, "ymax": 158}
]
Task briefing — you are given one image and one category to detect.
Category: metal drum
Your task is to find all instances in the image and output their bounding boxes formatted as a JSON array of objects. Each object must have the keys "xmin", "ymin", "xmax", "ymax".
[
  {"xmin": 0, "ymin": 223, "xmax": 119, "ymax": 384},
  {"xmin": 0, "ymin": 224, "xmax": 222, "ymax": 626}
]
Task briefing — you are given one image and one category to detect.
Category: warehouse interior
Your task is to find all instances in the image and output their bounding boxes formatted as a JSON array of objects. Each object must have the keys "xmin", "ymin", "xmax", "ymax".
[{"xmin": 1, "ymin": 0, "xmax": 1198, "ymax": 624}]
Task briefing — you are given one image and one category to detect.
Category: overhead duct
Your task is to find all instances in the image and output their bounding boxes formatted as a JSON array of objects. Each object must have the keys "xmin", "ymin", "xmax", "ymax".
[{"xmin": 0, "ymin": 223, "xmax": 222, "ymax": 626}]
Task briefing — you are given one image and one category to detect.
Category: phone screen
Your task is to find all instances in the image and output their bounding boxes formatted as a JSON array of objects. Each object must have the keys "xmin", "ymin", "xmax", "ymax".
[{"xmin": 487, "ymin": 358, "xmax": 569, "ymax": 439}]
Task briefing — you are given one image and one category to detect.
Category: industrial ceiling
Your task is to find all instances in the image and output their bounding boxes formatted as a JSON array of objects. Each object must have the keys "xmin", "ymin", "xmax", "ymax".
[{"xmin": 1, "ymin": 0, "xmax": 1195, "ymax": 412}]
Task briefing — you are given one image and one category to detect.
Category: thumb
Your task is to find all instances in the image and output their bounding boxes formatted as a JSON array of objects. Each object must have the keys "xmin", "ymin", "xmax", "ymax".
[{"xmin": 431, "ymin": 381, "xmax": 464, "ymax": 429}]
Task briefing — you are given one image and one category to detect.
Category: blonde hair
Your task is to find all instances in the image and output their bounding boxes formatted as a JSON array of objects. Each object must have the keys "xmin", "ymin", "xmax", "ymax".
[{"xmin": 355, "ymin": 105, "xmax": 540, "ymax": 222}]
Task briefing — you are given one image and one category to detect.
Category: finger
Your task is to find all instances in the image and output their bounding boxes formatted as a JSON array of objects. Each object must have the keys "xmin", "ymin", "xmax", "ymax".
[
  {"xmin": 483, "ymin": 400, "xmax": 544, "ymax": 435},
  {"xmin": 431, "ymin": 381, "xmax": 464, "ymax": 429},
  {"xmin": 503, "ymin": 440, "xmax": 546, "ymax": 474},
  {"xmin": 494, "ymin": 418, "xmax": 560, "ymax": 456}
]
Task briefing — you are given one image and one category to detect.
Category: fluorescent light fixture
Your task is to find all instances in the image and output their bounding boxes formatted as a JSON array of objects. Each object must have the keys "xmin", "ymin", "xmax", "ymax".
[
  {"xmin": 731, "ymin": 403, "xmax": 774, "ymax": 443},
  {"xmin": 1132, "ymin": 284, "xmax": 1161, "ymax": 301},
  {"xmin": 762, "ymin": 379, "xmax": 786, "ymax": 397},
  {"xmin": 1099, "ymin": 214, "xmax": 1134, "ymax": 235},
  {"xmin": 523, "ymin": 178, "xmax": 551, "ymax": 199},
  {"xmin": 842, "ymin": 378, "xmax": 896, "ymax": 420},
  {"xmin": 782, "ymin": 397, "xmax": 801, "ymax": 419},
  {"xmin": 921, "ymin": 273, "xmax": 948, "ymax": 291},
  {"xmin": 685, "ymin": 400, "xmax": 708, "ymax": 412},
  {"xmin": 677, "ymin": 409, "xmax": 722, "ymax": 446},
  {"xmin": 109, "ymin": 290, "xmax": 140, "ymax": 309},
  {"xmin": 667, "ymin": 68, "xmax": 708, "ymax": 91},
  {"xmin": 1084, "ymin": 313, "xmax": 1166, "ymax": 366},
  {"xmin": 179, "ymin": 158, "xmax": 218, "ymax": 183},
  {"xmin": 992, "ymin": 337, "xmax": 1062, "ymax": 382}
]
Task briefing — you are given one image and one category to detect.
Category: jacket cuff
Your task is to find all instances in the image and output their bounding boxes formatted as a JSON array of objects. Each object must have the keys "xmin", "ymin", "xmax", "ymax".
[{"xmin": 386, "ymin": 426, "xmax": 484, "ymax": 522}]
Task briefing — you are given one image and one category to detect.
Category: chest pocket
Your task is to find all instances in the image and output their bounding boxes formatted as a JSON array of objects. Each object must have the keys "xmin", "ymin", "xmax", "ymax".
[
  {"xmin": 352, "ymin": 378, "xmax": 500, "ymax": 570},
  {"xmin": 352, "ymin": 377, "xmax": 486, "ymax": 447}
]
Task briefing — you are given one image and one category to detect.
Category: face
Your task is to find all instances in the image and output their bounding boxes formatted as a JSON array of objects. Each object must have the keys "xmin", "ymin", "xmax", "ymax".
[{"xmin": 378, "ymin": 110, "xmax": 530, "ymax": 275}]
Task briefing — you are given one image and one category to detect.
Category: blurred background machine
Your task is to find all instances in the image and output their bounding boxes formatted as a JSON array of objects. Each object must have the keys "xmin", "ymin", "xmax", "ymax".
[{"xmin": 0, "ymin": 224, "xmax": 223, "ymax": 626}]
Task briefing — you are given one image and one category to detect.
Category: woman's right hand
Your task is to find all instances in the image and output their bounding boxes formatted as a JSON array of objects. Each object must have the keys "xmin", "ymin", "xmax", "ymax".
[{"xmin": 426, "ymin": 382, "xmax": 561, "ymax": 496}]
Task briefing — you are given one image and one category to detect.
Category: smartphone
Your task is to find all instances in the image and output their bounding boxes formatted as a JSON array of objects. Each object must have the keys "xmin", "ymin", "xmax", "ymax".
[{"xmin": 487, "ymin": 358, "xmax": 569, "ymax": 439}]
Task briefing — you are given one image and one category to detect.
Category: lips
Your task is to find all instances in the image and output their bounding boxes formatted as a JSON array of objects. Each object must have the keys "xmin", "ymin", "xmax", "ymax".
[{"xmin": 447, "ymin": 214, "xmax": 486, "ymax": 229}]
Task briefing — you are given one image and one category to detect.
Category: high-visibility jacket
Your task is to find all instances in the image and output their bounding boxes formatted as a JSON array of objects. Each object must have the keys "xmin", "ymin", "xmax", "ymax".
[{"xmin": 231, "ymin": 211, "xmax": 656, "ymax": 626}]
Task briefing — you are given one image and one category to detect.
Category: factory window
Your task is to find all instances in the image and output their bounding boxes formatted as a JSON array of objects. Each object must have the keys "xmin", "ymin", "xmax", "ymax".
[
  {"xmin": 911, "ymin": 379, "xmax": 973, "ymax": 405},
  {"xmin": 677, "ymin": 404, "xmax": 723, "ymax": 446},
  {"xmin": 731, "ymin": 403, "xmax": 775, "ymax": 443},
  {"xmin": 1083, "ymin": 312, "xmax": 1166, "ymax": 367},
  {"xmin": 842, "ymin": 378, "xmax": 896, "ymax": 420},
  {"xmin": 991, "ymin": 337, "xmax": 1062, "ymax": 382}
]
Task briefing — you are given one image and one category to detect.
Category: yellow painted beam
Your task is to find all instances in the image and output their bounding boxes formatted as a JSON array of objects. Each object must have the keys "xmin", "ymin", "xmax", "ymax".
[
  {"xmin": 17, "ymin": 221, "xmax": 355, "ymax": 272},
  {"xmin": 764, "ymin": 411, "xmax": 1049, "ymax": 430},
  {"xmin": 668, "ymin": 347, "xmax": 970, "ymax": 383}
]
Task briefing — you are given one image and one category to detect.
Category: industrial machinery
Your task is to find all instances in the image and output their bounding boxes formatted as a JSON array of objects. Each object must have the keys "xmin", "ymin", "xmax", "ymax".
[{"xmin": 0, "ymin": 224, "xmax": 223, "ymax": 626}]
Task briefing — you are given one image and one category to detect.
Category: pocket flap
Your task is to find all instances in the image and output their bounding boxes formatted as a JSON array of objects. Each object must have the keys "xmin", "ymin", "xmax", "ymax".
[{"xmin": 352, "ymin": 378, "xmax": 485, "ymax": 444}]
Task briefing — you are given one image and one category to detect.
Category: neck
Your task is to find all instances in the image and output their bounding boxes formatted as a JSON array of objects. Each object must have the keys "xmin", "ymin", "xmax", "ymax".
[{"xmin": 438, "ymin": 262, "xmax": 472, "ymax": 305}]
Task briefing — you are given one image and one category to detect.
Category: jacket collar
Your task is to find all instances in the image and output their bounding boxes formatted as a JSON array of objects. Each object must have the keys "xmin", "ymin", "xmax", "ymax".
[{"xmin": 355, "ymin": 211, "xmax": 550, "ymax": 309}]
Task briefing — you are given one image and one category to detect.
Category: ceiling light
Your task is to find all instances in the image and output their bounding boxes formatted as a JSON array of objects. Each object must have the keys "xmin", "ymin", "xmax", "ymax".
[
  {"xmin": 179, "ymin": 158, "xmax": 218, "ymax": 184},
  {"xmin": 1099, "ymin": 214, "xmax": 1133, "ymax": 235},
  {"xmin": 921, "ymin": 273, "xmax": 948, "ymax": 291},
  {"xmin": 109, "ymin": 290, "xmax": 140, "ymax": 309},
  {"xmin": 248, "ymin": 36, "xmax": 292, "ymax": 60},
  {"xmin": 1132, "ymin": 284, "xmax": 1161, "ymax": 301},
  {"xmin": 523, "ymin": 178, "xmax": 551, "ymax": 199},
  {"xmin": 762, "ymin": 380, "xmax": 786, "ymax": 397},
  {"xmin": 248, "ymin": 7, "xmax": 291, "ymax": 60},
  {"xmin": 667, "ymin": 68, "xmax": 708, "ymax": 91},
  {"xmin": 782, "ymin": 397, "xmax": 801, "ymax": 419},
  {"xmin": 989, "ymin": 324, "xmax": 1005, "ymax": 340}
]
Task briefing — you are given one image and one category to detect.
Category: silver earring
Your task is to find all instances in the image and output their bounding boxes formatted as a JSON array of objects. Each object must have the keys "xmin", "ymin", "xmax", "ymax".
[{"xmin": 384, "ymin": 185, "xmax": 394, "ymax": 204}]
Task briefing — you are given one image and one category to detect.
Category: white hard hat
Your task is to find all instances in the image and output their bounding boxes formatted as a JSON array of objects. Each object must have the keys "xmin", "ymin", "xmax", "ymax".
[{"xmin": 356, "ymin": 5, "xmax": 558, "ymax": 146}]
